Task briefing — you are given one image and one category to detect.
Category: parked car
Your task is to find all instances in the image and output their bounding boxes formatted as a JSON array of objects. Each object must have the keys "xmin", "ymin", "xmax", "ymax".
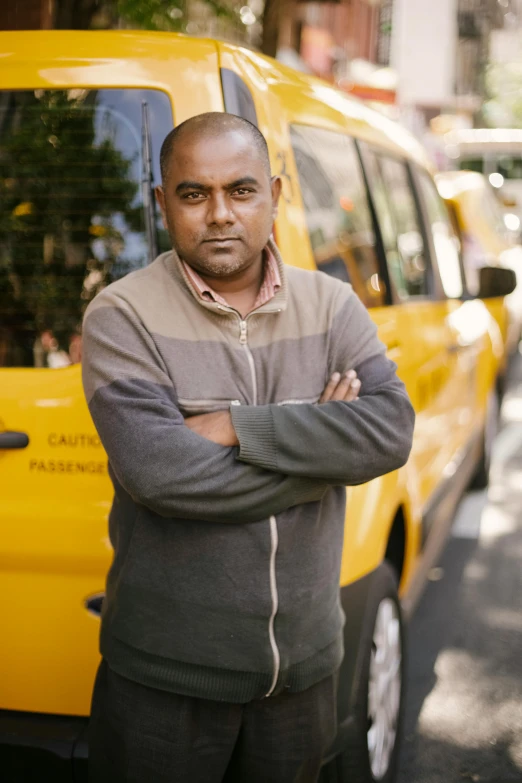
[
  {"xmin": 436, "ymin": 169, "xmax": 522, "ymax": 372},
  {"xmin": 442, "ymin": 127, "xmax": 522, "ymax": 226},
  {"xmin": 0, "ymin": 30, "xmax": 516, "ymax": 783}
]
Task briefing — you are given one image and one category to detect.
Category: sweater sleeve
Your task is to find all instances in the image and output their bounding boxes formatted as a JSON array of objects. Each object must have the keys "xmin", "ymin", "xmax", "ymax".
[
  {"xmin": 82, "ymin": 294, "xmax": 327, "ymax": 523},
  {"xmin": 230, "ymin": 287, "xmax": 415, "ymax": 486}
]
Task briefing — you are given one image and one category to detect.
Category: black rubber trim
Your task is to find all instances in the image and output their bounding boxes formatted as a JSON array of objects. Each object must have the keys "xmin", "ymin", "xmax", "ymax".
[
  {"xmin": 0, "ymin": 709, "xmax": 87, "ymax": 783},
  {"xmin": 354, "ymin": 140, "xmax": 394, "ymax": 307},
  {"xmin": 220, "ymin": 68, "xmax": 258, "ymax": 127}
]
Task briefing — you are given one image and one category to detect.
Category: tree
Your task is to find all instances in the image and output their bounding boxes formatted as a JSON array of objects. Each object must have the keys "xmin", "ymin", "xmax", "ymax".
[
  {"xmin": 52, "ymin": 0, "xmax": 281, "ymax": 56},
  {"xmin": 54, "ymin": 0, "xmax": 109, "ymax": 28},
  {"xmin": 261, "ymin": 0, "xmax": 282, "ymax": 58},
  {"xmin": 483, "ymin": 61, "xmax": 522, "ymax": 128},
  {"xmin": 54, "ymin": 0, "xmax": 241, "ymax": 35},
  {"xmin": 115, "ymin": 0, "xmax": 236, "ymax": 33}
]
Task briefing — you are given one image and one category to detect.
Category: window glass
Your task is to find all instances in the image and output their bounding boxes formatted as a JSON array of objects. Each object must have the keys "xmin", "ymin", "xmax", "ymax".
[
  {"xmin": 419, "ymin": 173, "xmax": 463, "ymax": 299},
  {"xmin": 0, "ymin": 88, "xmax": 173, "ymax": 368},
  {"xmin": 289, "ymin": 125, "xmax": 385, "ymax": 307},
  {"xmin": 362, "ymin": 149, "xmax": 428, "ymax": 300},
  {"xmin": 221, "ymin": 69, "xmax": 258, "ymax": 127}
]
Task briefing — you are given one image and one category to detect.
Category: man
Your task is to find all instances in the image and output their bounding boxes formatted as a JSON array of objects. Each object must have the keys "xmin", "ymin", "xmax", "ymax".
[{"xmin": 82, "ymin": 112, "xmax": 415, "ymax": 783}]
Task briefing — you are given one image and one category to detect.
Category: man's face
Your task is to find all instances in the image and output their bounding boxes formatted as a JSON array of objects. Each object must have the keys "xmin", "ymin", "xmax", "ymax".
[{"xmin": 155, "ymin": 130, "xmax": 281, "ymax": 278}]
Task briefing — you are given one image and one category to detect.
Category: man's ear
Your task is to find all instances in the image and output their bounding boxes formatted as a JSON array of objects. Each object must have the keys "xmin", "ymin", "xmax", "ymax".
[
  {"xmin": 154, "ymin": 186, "xmax": 168, "ymax": 230},
  {"xmin": 271, "ymin": 176, "xmax": 282, "ymax": 220}
]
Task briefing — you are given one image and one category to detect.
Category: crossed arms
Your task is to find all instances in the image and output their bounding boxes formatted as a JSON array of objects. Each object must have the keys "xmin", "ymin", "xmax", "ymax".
[
  {"xmin": 185, "ymin": 370, "xmax": 361, "ymax": 446},
  {"xmin": 82, "ymin": 293, "xmax": 415, "ymax": 524}
]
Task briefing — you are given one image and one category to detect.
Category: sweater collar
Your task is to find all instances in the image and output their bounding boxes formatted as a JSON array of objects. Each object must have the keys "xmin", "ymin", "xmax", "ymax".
[{"xmin": 164, "ymin": 237, "xmax": 288, "ymax": 317}]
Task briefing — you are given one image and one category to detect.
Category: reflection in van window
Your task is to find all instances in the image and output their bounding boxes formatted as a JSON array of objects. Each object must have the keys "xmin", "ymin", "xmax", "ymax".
[
  {"xmin": 0, "ymin": 89, "xmax": 173, "ymax": 368},
  {"xmin": 289, "ymin": 125, "xmax": 385, "ymax": 308},
  {"xmin": 419, "ymin": 173, "xmax": 463, "ymax": 299},
  {"xmin": 362, "ymin": 149, "xmax": 428, "ymax": 301}
]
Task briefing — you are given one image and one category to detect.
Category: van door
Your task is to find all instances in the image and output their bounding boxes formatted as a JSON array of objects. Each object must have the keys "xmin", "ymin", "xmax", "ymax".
[
  {"xmin": 279, "ymin": 123, "xmax": 405, "ymax": 579},
  {"xmin": 359, "ymin": 147, "xmax": 457, "ymax": 514},
  {"xmin": 0, "ymin": 87, "xmax": 173, "ymax": 716},
  {"xmin": 415, "ymin": 168, "xmax": 486, "ymax": 461}
]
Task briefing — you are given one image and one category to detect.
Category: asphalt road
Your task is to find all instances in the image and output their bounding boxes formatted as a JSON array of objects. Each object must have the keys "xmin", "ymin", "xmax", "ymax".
[{"xmin": 398, "ymin": 350, "xmax": 522, "ymax": 783}]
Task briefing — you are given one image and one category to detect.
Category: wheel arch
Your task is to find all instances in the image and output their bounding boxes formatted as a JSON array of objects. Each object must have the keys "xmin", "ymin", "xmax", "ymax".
[
  {"xmin": 328, "ymin": 560, "xmax": 406, "ymax": 769},
  {"xmin": 384, "ymin": 505, "xmax": 407, "ymax": 589},
  {"xmin": 333, "ymin": 501, "xmax": 409, "ymax": 730}
]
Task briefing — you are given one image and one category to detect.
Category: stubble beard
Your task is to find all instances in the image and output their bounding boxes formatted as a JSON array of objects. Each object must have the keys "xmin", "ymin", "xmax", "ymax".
[
  {"xmin": 194, "ymin": 253, "xmax": 247, "ymax": 278},
  {"xmin": 170, "ymin": 226, "xmax": 249, "ymax": 278}
]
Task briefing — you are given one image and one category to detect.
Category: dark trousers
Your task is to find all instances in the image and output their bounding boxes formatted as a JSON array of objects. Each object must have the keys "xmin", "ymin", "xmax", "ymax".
[{"xmin": 88, "ymin": 659, "xmax": 337, "ymax": 783}]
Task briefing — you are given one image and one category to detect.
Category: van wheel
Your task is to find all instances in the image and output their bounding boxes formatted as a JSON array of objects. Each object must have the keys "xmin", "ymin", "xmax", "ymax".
[
  {"xmin": 327, "ymin": 563, "xmax": 406, "ymax": 783},
  {"xmin": 470, "ymin": 389, "xmax": 499, "ymax": 490}
]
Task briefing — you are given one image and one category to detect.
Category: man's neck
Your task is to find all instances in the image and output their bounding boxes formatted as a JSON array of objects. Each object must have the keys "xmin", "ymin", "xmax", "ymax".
[{"xmin": 197, "ymin": 253, "xmax": 264, "ymax": 318}]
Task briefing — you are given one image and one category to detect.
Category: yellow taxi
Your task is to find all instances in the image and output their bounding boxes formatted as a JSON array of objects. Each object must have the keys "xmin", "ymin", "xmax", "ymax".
[
  {"xmin": 437, "ymin": 169, "xmax": 522, "ymax": 373},
  {"xmin": 0, "ymin": 31, "xmax": 516, "ymax": 783}
]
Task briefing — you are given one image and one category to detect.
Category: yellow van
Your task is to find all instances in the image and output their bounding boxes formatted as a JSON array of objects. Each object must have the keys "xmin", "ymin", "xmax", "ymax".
[
  {"xmin": 0, "ymin": 31, "xmax": 516, "ymax": 783},
  {"xmin": 437, "ymin": 169, "xmax": 522, "ymax": 371}
]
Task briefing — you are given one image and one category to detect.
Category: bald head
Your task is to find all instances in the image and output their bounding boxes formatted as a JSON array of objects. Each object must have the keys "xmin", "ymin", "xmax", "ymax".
[{"xmin": 160, "ymin": 112, "xmax": 271, "ymax": 185}]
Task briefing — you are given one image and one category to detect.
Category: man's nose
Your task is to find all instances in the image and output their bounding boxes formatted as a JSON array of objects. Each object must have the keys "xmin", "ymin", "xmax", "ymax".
[{"xmin": 207, "ymin": 193, "xmax": 234, "ymax": 226}]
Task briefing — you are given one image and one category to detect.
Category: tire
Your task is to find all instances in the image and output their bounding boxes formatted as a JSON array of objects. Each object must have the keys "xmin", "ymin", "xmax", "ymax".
[
  {"xmin": 326, "ymin": 562, "xmax": 406, "ymax": 783},
  {"xmin": 470, "ymin": 388, "xmax": 499, "ymax": 490}
]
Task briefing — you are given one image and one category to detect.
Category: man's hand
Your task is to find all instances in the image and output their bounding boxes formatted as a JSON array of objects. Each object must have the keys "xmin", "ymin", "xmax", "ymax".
[
  {"xmin": 319, "ymin": 370, "xmax": 360, "ymax": 403},
  {"xmin": 185, "ymin": 410, "xmax": 239, "ymax": 447},
  {"xmin": 185, "ymin": 371, "xmax": 359, "ymax": 444}
]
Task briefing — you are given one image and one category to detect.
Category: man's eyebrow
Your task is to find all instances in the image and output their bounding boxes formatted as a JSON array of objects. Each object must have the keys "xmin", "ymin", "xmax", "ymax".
[
  {"xmin": 175, "ymin": 176, "xmax": 261, "ymax": 194},
  {"xmin": 175, "ymin": 180, "xmax": 209, "ymax": 194},
  {"xmin": 226, "ymin": 177, "xmax": 260, "ymax": 189}
]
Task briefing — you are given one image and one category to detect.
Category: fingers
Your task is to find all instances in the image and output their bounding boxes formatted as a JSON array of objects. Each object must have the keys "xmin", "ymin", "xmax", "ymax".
[
  {"xmin": 320, "ymin": 370, "xmax": 361, "ymax": 403},
  {"xmin": 330, "ymin": 370, "xmax": 357, "ymax": 401},
  {"xmin": 343, "ymin": 376, "xmax": 361, "ymax": 402},
  {"xmin": 320, "ymin": 371, "xmax": 342, "ymax": 403}
]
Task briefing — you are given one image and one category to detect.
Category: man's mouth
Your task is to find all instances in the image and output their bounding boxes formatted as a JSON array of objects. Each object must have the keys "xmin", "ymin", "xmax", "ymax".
[{"xmin": 203, "ymin": 237, "xmax": 240, "ymax": 244}]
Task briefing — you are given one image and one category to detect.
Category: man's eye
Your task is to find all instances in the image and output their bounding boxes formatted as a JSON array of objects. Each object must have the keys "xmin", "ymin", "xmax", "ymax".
[
  {"xmin": 183, "ymin": 192, "xmax": 204, "ymax": 200},
  {"xmin": 233, "ymin": 188, "xmax": 253, "ymax": 196}
]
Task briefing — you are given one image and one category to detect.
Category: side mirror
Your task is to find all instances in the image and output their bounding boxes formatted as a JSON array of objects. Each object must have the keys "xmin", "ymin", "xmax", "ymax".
[{"xmin": 478, "ymin": 266, "xmax": 517, "ymax": 299}]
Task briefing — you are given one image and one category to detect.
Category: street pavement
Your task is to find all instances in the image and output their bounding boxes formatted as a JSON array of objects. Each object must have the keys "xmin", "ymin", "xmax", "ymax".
[{"xmin": 398, "ymin": 350, "xmax": 522, "ymax": 783}]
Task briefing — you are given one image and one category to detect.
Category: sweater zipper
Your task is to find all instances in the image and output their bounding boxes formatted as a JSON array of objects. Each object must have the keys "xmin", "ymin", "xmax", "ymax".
[
  {"xmin": 239, "ymin": 319, "xmax": 257, "ymax": 405},
  {"xmin": 266, "ymin": 514, "xmax": 280, "ymax": 697},
  {"xmin": 216, "ymin": 305, "xmax": 282, "ymax": 696},
  {"xmin": 237, "ymin": 314, "xmax": 281, "ymax": 697}
]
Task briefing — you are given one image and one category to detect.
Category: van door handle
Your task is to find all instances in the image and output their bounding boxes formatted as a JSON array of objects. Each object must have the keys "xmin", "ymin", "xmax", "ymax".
[
  {"xmin": 85, "ymin": 593, "xmax": 104, "ymax": 617},
  {"xmin": 386, "ymin": 339, "xmax": 401, "ymax": 352},
  {"xmin": 0, "ymin": 431, "xmax": 30, "ymax": 449}
]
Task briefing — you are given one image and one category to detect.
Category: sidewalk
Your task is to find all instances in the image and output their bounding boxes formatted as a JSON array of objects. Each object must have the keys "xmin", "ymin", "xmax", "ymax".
[{"xmin": 399, "ymin": 350, "xmax": 522, "ymax": 782}]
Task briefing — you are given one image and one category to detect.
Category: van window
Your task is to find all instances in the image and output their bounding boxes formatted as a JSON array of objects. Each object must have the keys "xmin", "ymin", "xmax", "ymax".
[
  {"xmin": 418, "ymin": 173, "xmax": 463, "ymax": 299},
  {"xmin": 362, "ymin": 148, "xmax": 429, "ymax": 301},
  {"xmin": 221, "ymin": 69, "xmax": 258, "ymax": 127},
  {"xmin": 0, "ymin": 88, "xmax": 173, "ymax": 368},
  {"xmin": 289, "ymin": 125, "xmax": 385, "ymax": 308}
]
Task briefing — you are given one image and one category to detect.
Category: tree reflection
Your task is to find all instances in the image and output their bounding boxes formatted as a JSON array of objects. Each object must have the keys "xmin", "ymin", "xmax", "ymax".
[{"xmin": 0, "ymin": 89, "xmax": 142, "ymax": 367}]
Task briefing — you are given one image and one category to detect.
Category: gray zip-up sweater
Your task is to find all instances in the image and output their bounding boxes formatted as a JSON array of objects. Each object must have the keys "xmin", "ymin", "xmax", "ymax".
[{"xmin": 81, "ymin": 239, "xmax": 415, "ymax": 702}]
